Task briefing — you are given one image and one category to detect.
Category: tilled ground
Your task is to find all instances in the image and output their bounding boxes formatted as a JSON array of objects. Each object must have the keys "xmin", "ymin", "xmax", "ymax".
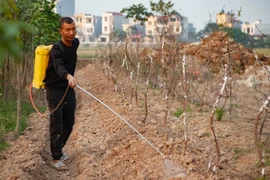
[{"xmin": 0, "ymin": 60, "xmax": 268, "ymax": 180}]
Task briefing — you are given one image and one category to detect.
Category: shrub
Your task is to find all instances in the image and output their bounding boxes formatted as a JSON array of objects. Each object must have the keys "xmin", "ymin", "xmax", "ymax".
[
  {"xmin": 215, "ymin": 107, "xmax": 225, "ymax": 121},
  {"xmin": 174, "ymin": 107, "xmax": 192, "ymax": 118},
  {"xmin": 0, "ymin": 99, "xmax": 43, "ymax": 151}
]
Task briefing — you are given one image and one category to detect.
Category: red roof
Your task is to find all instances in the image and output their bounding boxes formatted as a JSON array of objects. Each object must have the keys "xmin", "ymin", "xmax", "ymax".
[{"xmin": 130, "ymin": 34, "xmax": 142, "ymax": 38}]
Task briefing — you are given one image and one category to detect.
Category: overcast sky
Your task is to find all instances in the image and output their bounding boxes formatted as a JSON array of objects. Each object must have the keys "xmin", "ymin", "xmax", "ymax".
[{"xmin": 76, "ymin": 0, "xmax": 270, "ymax": 31}]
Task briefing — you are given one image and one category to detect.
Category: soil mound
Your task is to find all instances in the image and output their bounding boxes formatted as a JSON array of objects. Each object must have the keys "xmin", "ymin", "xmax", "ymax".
[{"xmin": 184, "ymin": 31, "xmax": 270, "ymax": 73}]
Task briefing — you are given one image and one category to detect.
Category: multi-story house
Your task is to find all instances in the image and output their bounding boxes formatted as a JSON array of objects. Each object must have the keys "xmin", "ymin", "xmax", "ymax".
[
  {"xmin": 144, "ymin": 15, "xmax": 158, "ymax": 41},
  {"xmin": 242, "ymin": 20, "xmax": 270, "ymax": 38},
  {"xmin": 167, "ymin": 14, "xmax": 183, "ymax": 36},
  {"xmin": 73, "ymin": 13, "xmax": 102, "ymax": 42},
  {"xmin": 216, "ymin": 11, "xmax": 241, "ymax": 29},
  {"xmin": 144, "ymin": 13, "xmax": 182, "ymax": 42},
  {"xmin": 217, "ymin": 11, "xmax": 270, "ymax": 40},
  {"xmin": 99, "ymin": 12, "xmax": 126, "ymax": 42},
  {"xmin": 216, "ymin": 11, "xmax": 234, "ymax": 28}
]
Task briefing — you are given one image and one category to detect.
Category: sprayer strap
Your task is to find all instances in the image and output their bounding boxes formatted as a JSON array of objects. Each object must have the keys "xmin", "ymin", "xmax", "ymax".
[{"xmin": 55, "ymin": 41, "xmax": 64, "ymax": 54}]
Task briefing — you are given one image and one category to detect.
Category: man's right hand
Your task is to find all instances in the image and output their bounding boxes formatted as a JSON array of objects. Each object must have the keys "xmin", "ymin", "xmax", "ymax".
[{"xmin": 66, "ymin": 74, "xmax": 77, "ymax": 88}]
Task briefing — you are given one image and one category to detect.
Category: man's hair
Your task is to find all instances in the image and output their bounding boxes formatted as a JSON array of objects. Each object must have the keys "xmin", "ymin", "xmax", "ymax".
[{"xmin": 60, "ymin": 17, "xmax": 75, "ymax": 28}]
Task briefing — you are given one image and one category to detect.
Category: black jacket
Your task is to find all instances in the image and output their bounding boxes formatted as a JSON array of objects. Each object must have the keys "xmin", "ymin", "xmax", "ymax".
[{"xmin": 44, "ymin": 38, "xmax": 79, "ymax": 90}]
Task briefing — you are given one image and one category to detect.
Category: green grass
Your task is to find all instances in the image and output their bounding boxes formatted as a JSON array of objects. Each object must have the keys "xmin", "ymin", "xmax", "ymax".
[
  {"xmin": 215, "ymin": 107, "xmax": 225, "ymax": 121},
  {"xmin": 0, "ymin": 99, "xmax": 43, "ymax": 151},
  {"xmin": 174, "ymin": 107, "xmax": 192, "ymax": 118},
  {"xmin": 255, "ymin": 48, "xmax": 270, "ymax": 57},
  {"xmin": 233, "ymin": 147, "xmax": 252, "ymax": 160},
  {"xmin": 77, "ymin": 47, "xmax": 97, "ymax": 59}
]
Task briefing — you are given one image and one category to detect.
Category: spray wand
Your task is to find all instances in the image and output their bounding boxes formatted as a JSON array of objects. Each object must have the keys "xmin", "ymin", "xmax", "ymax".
[
  {"xmin": 76, "ymin": 85, "xmax": 166, "ymax": 158},
  {"xmin": 76, "ymin": 85, "xmax": 186, "ymax": 178}
]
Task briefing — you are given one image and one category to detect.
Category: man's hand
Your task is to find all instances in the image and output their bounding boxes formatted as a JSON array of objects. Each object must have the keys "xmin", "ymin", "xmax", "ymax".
[{"xmin": 66, "ymin": 74, "xmax": 77, "ymax": 88}]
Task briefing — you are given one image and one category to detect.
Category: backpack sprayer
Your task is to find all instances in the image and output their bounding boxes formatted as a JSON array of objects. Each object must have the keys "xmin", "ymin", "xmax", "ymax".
[
  {"xmin": 30, "ymin": 45, "xmax": 52, "ymax": 117},
  {"xmin": 32, "ymin": 45, "xmax": 52, "ymax": 89},
  {"xmin": 30, "ymin": 45, "xmax": 68, "ymax": 117},
  {"xmin": 30, "ymin": 45, "xmax": 185, "ymax": 178}
]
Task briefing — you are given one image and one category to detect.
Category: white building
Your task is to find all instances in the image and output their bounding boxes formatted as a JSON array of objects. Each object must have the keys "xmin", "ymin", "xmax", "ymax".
[
  {"xmin": 144, "ymin": 14, "xmax": 183, "ymax": 42},
  {"xmin": 99, "ymin": 12, "xmax": 126, "ymax": 42},
  {"xmin": 242, "ymin": 20, "xmax": 270, "ymax": 36},
  {"xmin": 73, "ymin": 13, "xmax": 102, "ymax": 42}
]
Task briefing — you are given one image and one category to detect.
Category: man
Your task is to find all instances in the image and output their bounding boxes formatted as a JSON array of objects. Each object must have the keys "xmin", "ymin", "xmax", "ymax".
[{"xmin": 44, "ymin": 17, "xmax": 79, "ymax": 170}]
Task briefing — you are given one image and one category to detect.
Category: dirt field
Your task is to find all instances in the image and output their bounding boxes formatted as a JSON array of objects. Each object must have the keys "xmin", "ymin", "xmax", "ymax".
[{"xmin": 0, "ymin": 58, "xmax": 270, "ymax": 180}]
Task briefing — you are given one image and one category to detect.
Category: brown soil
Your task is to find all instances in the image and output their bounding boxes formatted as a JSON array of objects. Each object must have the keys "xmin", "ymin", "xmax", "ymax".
[{"xmin": 0, "ymin": 59, "xmax": 269, "ymax": 180}]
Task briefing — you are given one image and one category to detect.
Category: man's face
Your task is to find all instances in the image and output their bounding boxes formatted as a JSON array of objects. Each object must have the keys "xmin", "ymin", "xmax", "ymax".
[{"xmin": 59, "ymin": 22, "xmax": 76, "ymax": 42}]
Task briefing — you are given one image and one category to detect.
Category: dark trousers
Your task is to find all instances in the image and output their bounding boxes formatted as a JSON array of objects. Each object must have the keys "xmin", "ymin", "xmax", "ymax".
[{"xmin": 46, "ymin": 88, "xmax": 76, "ymax": 160}]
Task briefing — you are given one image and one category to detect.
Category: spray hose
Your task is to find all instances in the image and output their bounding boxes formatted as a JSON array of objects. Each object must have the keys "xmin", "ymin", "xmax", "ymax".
[
  {"xmin": 29, "ymin": 83, "xmax": 69, "ymax": 118},
  {"xmin": 76, "ymin": 85, "xmax": 166, "ymax": 159},
  {"xmin": 29, "ymin": 83, "xmax": 166, "ymax": 158}
]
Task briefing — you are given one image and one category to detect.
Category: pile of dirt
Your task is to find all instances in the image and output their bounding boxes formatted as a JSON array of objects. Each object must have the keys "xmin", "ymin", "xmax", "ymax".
[
  {"xmin": 140, "ymin": 31, "xmax": 270, "ymax": 74},
  {"xmin": 184, "ymin": 31, "xmax": 270, "ymax": 73}
]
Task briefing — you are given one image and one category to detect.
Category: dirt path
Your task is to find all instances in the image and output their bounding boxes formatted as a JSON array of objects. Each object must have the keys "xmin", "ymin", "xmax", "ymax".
[
  {"xmin": 0, "ymin": 61, "xmax": 170, "ymax": 180},
  {"xmin": 0, "ymin": 60, "xmax": 268, "ymax": 180}
]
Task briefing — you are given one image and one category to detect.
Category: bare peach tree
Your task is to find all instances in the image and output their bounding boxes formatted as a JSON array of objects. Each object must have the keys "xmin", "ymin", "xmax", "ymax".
[
  {"xmin": 217, "ymin": 8, "xmax": 242, "ymax": 119},
  {"xmin": 255, "ymin": 96, "xmax": 270, "ymax": 175},
  {"xmin": 121, "ymin": 0, "xmax": 180, "ymax": 126},
  {"xmin": 134, "ymin": 62, "xmax": 140, "ymax": 106},
  {"xmin": 208, "ymin": 64, "xmax": 229, "ymax": 175},
  {"xmin": 182, "ymin": 54, "xmax": 188, "ymax": 156},
  {"xmin": 252, "ymin": 27, "xmax": 270, "ymax": 178},
  {"xmin": 143, "ymin": 56, "xmax": 153, "ymax": 121}
]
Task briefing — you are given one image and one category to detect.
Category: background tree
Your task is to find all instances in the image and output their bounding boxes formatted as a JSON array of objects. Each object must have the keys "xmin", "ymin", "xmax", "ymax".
[
  {"xmin": 150, "ymin": 0, "xmax": 177, "ymax": 16},
  {"xmin": 204, "ymin": 23, "xmax": 219, "ymax": 34},
  {"xmin": 0, "ymin": 0, "xmax": 31, "ymax": 63},
  {"xmin": 113, "ymin": 29, "xmax": 127, "ymax": 41},
  {"xmin": 17, "ymin": 0, "xmax": 61, "ymax": 51},
  {"xmin": 121, "ymin": 0, "xmax": 177, "ymax": 25},
  {"xmin": 195, "ymin": 23, "xmax": 219, "ymax": 40},
  {"xmin": 15, "ymin": 0, "xmax": 61, "ymax": 135},
  {"xmin": 121, "ymin": 3, "xmax": 152, "ymax": 25},
  {"xmin": 0, "ymin": 0, "xmax": 33, "ymax": 139},
  {"xmin": 0, "ymin": 0, "xmax": 61, "ymax": 136},
  {"xmin": 0, "ymin": 0, "xmax": 34, "ymax": 103}
]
